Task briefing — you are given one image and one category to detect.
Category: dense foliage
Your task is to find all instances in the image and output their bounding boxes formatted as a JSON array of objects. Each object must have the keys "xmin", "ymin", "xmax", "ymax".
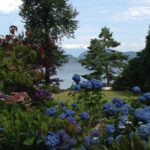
[
  {"xmin": 1, "ymin": 74, "xmax": 150, "ymax": 149},
  {"xmin": 80, "ymin": 27, "xmax": 128, "ymax": 85},
  {"xmin": 114, "ymin": 27, "xmax": 150, "ymax": 91},
  {"xmin": 0, "ymin": 26, "xmax": 43, "ymax": 94},
  {"xmin": 19, "ymin": 0, "xmax": 78, "ymax": 85}
]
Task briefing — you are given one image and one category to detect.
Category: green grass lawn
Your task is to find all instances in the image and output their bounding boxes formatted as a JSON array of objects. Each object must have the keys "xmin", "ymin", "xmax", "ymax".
[{"xmin": 54, "ymin": 90, "xmax": 137, "ymax": 103}]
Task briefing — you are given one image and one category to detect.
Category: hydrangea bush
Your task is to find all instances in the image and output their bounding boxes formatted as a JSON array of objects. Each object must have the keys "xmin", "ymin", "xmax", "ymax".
[
  {"xmin": 1, "ymin": 73, "xmax": 150, "ymax": 149},
  {"xmin": 71, "ymin": 74, "xmax": 104, "ymax": 126}
]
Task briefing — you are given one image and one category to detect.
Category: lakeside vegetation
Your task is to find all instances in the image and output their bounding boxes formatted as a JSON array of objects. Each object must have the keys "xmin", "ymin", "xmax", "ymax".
[{"xmin": 0, "ymin": 0, "xmax": 150, "ymax": 149}]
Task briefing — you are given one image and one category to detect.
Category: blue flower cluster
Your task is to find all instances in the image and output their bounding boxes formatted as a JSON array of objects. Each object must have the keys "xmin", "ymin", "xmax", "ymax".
[
  {"xmin": 118, "ymin": 115, "xmax": 129, "ymax": 129},
  {"xmin": 138, "ymin": 124, "xmax": 150, "ymax": 140},
  {"xmin": 35, "ymin": 89, "xmax": 52, "ymax": 101},
  {"xmin": 71, "ymin": 84, "xmax": 80, "ymax": 91},
  {"xmin": 59, "ymin": 108, "xmax": 76, "ymax": 123},
  {"xmin": 71, "ymin": 103, "xmax": 78, "ymax": 108},
  {"xmin": 45, "ymin": 132, "xmax": 60, "ymax": 148},
  {"xmin": 45, "ymin": 130, "xmax": 77, "ymax": 149},
  {"xmin": 80, "ymin": 112, "xmax": 89, "ymax": 120},
  {"xmin": 72, "ymin": 74, "xmax": 81, "ymax": 83},
  {"xmin": 112, "ymin": 97, "xmax": 124, "ymax": 107},
  {"xmin": 80, "ymin": 79, "xmax": 103, "ymax": 90},
  {"xmin": 132, "ymin": 86, "xmax": 141, "ymax": 94},
  {"xmin": 91, "ymin": 78, "xmax": 103, "ymax": 89},
  {"xmin": 105, "ymin": 124, "xmax": 115, "ymax": 134},
  {"xmin": 134, "ymin": 106, "xmax": 150, "ymax": 123},
  {"xmin": 46, "ymin": 107, "xmax": 57, "ymax": 117},
  {"xmin": 71, "ymin": 74, "xmax": 103, "ymax": 91},
  {"xmin": 103, "ymin": 98, "xmax": 132, "ymax": 116},
  {"xmin": 139, "ymin": 92, "xmax": 150, "ymax": 103},
  {"xmin": 83, "ymin": 129, "xmax": 100, "ymax": 147},
  {"xmin": 103, "ymin": 102, "xmax": 117, "ymax": 116},
  {"xmin": 80, "ymin": 81, "xmax": 93, "ymax": 89}
]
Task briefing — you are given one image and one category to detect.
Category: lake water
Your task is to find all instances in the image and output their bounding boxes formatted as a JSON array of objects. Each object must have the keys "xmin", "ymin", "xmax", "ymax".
[{"xmin": 54, "ymin": 62, "xmax": 92, "ymax": 89}]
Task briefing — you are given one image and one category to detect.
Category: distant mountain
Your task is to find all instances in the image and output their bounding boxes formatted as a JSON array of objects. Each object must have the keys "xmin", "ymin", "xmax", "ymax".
[
  {"xmin": 123, "ymin": 51, "xmax": 137, "ymax": 59},
  {"xmin": 78, "ymin": 49, "xmax": 137, "ymax": 60},
  {"xmin": 66, "ymin": 54, "xmax": 78, "ymax": 63},
  {"xmin": 78, "ymin": 51, "xmax": 87, "ymax": 60}
]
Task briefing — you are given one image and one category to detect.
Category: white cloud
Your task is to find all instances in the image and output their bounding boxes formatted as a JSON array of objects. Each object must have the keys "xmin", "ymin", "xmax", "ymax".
[
  {"xmin": 0, "ymin": 0, "xmax": 22, "ymax": 14},
  {"xmin": 116, "ymin": 40, "xmax": 145, "ymax": 52},
  {"xmin": 129, "ymin": 7, "xmax": 150, "ymax": 18},
  {"xmin": 62, "ymin": 44, "xmax": 88, "ymax": 49},
  {"xmin": 113, "ymin": 6, "xmax": 150, "ymax": 21}
]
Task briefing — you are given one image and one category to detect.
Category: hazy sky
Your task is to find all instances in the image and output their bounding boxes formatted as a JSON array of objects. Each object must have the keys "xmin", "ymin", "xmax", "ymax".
[{"xmin": 0, "ymin": 0, "xmax": 150, "ymax": 56}]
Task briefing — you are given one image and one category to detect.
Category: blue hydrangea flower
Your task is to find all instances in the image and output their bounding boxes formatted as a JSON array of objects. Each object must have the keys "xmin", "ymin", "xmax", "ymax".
[
  {"xmin": 72, "ymin": 74, "xmax": 81, "ymax": 83},
  {"xmin": 144, "ymin": 106, "xmax": 150, "ymax": 112},
  {"xmin": 67, "ymin": 117, "xmax": 76, "ymax": 124},
  {"xmin": 138, "ymin": 124, "xmax": 150, "ymax": 140},
  {"xmin": 134, "ymin": 108, "xmax": 145, "ymax": 121},
  {"xmin": 105, "ymin": 124, "xmax": 115, "ymax": 134},
  {"xmin": 119, "ymin": 115, "xmax": 128, "ymax": 124},
  {"xmin": 71, "ymin": 84, "xmax": 80, "ymax": 91},
  {"xmin": 120, "ymin": 104, "xmax": 131, "ymax": 115},
  {"xmin": 91, "ymin": 78, "xmax": 103, "ymax": 89},
  {"xmin": 132, "ymin": 86, "xmax": 141, "ymax": 94},
  {"xmin": 71, "ymin": 103, "xmax": 78, "ymax": 108},
  {"xmin": 46, "ymin": 107, "xmax": 57, "ymax": 116},
  {"xmin": 144, "ymin": 92, "xmax": 150, "ymax": 100},
  {"xmin": 35, "ymin": 89, "xmax": 52, "ymax": 100},
  {"xmin": 45, "ymin": 132, "xmax": 60, "ymax": 148},
  {"xmin": 134, "ymin": 107, "xmax": 150, "ymax": 123},
  {"xmin": 143, "ymin": 112, "xmax": 150, "ymax": 123},
  {"xmin": 80, "ymin": 112, "xmax": 89, "ymax": 120},
  {"xmin": 112, "ymin": 97, "xmax": 124, "ymax": 107},
  {"xmin": 90, "ymin": 128, "xmax": 100, "ymax": 137},
  {"xmin": 118, "ymin": 121, "xmax": 126, "ymax": 130},
  {"xmin": 90, "ymin": 137, "xmax": 100, "ymax": 145},
  {"xmin": 58, "ymin": 130, "xmax": 77, "ymax": 149},
  {"xmin": 106, "ymin": 137, "xmax": 114, "ymax": 144},
  {"xmin": 80, "ymin": 81, "xmax": 92, "ymax": 89},
  {"xmin": 139, "ymin": 96, "xmax": 146, "ymax": 102},
  {"xmin": 84, "ymin": 136, "xmax": 92, "ymax": 146},
  {"xmin": 59, "ymin": 113, "xmax": 67, "ymax": 119},
  {"xmin": 103, "ymin": 102, "xmax": 117, "ymax": 116},
  {"xmin": 64, "ymin": 109, "xmax": 75, "ymax": 117}
]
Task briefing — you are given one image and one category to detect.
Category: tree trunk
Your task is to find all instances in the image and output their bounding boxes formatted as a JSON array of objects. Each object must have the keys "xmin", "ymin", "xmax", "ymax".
[
  {"xmin": 45, "ymin": 66, "xmax": 50, "ymax": 85},
  {"xmin": 106, "ymin": 65, "xmax": 110, "ymax": 86}
]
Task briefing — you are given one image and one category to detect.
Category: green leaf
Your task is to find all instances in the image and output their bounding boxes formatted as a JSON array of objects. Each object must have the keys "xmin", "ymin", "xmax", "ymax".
[{"xmin": 23, "ymin": 137, "xmax": 35, "ymax": 146}]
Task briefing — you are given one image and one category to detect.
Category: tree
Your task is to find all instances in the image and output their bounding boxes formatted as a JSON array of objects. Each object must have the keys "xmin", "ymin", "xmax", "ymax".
[
  {"xmin": 0, "ymin": 25, "xmax": 44, "ymax": 94},
  {"xmin": 80, "ymin": 27, "xmax": 128, "ymax": 85},
  {"xmin": 19, "ymin": 0, "xmax": 78, "ymax": 85},
  {"xmin": 114, "ymin": 26, "xmax": 150, "ymax": 90}
]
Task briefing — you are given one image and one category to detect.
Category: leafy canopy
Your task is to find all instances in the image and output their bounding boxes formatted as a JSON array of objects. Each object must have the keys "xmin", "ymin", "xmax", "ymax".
[{"xmin": 80, "ymin": 27, "xmax": 128, "ymax": 85}]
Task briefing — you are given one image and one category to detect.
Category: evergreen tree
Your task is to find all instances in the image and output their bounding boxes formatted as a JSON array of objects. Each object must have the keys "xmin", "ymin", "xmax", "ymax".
[
  {"xmin": 140, "ymin": 27, "xmax": 150, "ymax": 90},
  {"xmin": 80, "ymin": 27, "xmax": 127, "ymax": 85},
  {"xmin": 114, "ymin": 26, "xmax": 150, "ymax": 90},
  {"xmin": 19, "ymin": 0, "xmax": 78, "ymax": 85}
]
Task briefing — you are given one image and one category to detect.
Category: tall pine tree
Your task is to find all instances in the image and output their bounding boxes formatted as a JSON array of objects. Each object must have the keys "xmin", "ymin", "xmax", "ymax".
[
  {"xmin": 80, "ymin": 27, "xmax": 127, "ymax": 85},
  {"xmin": 19, "ymin": 0, "xmax": 78, "ymax": 85},
  {"xmin": 114, "ymin": 26, "xmax": 150, "ymax": 90}
]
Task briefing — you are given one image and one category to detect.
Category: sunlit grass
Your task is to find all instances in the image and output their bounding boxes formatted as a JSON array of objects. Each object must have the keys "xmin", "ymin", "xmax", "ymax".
[{"xmin": 54, "ymin": 90, "xmax": 138, "ymax": 104}]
